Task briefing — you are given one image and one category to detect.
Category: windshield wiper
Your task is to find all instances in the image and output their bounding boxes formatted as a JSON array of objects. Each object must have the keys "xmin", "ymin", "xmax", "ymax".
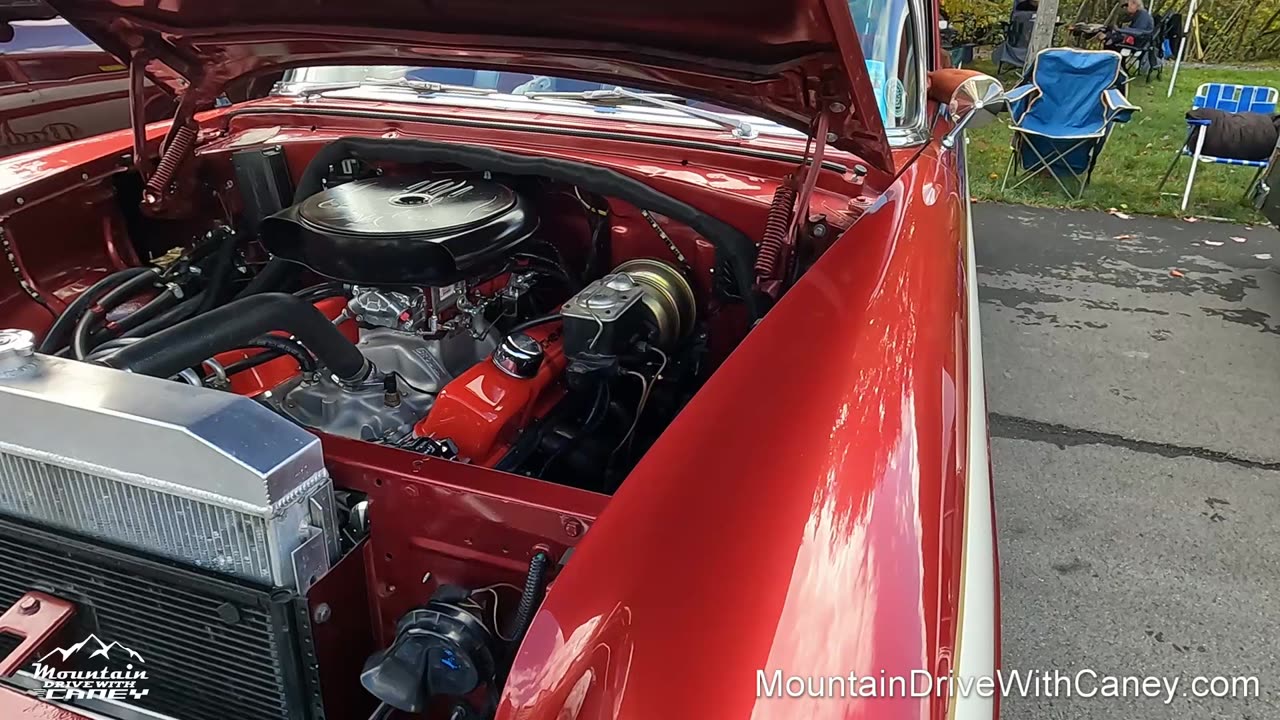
[
  {"xmin": 279, "ymin": 78, "xmax": 497, "ymax": 100},
  {"xmin": 523, "ymin": 86, "xmax": 758, "ymax": 140}
]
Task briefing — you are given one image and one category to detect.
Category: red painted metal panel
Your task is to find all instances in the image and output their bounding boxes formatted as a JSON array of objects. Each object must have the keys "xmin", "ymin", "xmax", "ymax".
[{"xmin": 497, "ymin": 145, "xmax": 974, "ymax": 720}]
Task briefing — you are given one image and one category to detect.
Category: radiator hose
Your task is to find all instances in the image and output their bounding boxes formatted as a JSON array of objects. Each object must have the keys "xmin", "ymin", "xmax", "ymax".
[{"xmin": 103, "ymin": 292, "xmax": 369, "ymax": 382}]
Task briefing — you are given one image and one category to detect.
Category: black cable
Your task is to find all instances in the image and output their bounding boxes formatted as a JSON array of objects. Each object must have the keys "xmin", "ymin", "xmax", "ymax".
[
  {"xmin": 37, "ymin": 267, "xmax": 151, "ymax": 353},
  {"xmin": 503, "ymin": 313, "xmax": 561, "ymax": 338},
  {"xmin": 294, "ymin": 281, "xmax": 348, "ymax": 303}
]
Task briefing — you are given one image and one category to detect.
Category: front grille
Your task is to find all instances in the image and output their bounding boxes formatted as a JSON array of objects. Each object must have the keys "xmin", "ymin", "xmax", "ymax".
[{"xmin": 0, "ymin": 513, "xmax": 322, "ymax": 720}]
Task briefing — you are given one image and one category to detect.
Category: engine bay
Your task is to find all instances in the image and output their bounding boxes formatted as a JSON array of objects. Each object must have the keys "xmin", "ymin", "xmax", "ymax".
[{"xmin": 0, "ymin": 129, "xmax": 863, "ymax": 719}]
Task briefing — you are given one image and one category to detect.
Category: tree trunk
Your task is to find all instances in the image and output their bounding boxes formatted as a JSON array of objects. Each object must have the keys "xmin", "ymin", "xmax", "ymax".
[{"xmin": 1029, "ymin": 0, "xmax": 1062, "ymax": 57}]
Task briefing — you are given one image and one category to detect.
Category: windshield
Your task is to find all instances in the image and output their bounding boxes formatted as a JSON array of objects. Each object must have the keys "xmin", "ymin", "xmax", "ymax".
[{"xmin": 849, "ymin": 0, "xmax": 923, "ymax": 130}]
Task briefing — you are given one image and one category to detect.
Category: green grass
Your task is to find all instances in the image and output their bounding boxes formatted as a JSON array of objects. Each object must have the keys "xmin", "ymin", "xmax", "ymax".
[{"xmin": 966, "ymin": 61, "xmax": 1274, "ymax": 223}]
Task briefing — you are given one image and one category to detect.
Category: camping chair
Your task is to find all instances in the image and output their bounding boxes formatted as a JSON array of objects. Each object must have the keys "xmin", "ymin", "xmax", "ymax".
[
  {"xmin": 993, "ymin": 10, "xmax": 1036, "ymax": 77},
  {"xmin": 1157, "ymin": 82, "xmax": 1279, "ymax": 212},
  {"xmin": 1001, "ymin": 48, "xmax": 1139, "ymax": 200}
]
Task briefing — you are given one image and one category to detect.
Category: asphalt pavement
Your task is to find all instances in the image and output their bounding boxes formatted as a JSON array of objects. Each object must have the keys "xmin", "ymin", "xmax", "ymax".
[{"xmin": 976, "ymin": 203, "xmax": 1280, "ymax": 719}]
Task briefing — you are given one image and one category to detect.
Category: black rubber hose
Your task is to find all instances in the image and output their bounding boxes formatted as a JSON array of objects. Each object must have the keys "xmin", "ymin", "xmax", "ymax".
[
  {"xmin": 95, "ymin": 267, "xmax": 161, "ymax": 312},
  {"xmin": 195, "ymin": 228, "xmax": 239, "ymax": 314},
  {"xmin": 118, "ymin": 293, "xmax": 203, "ymax": 339},
  {"xmin": 102, "ymin": 292, "xmax": 369, "ymax": 382},
  {"xmin": 72, "ymin": 268, "xmax": 163, "ymax": 358},
  {"xmin": 240, "ymin": 334, "xmax": 318, "ymax": 374},
  {"xmin": 108, "ymin": 286, "xmax": 181, "ymax": 335},
  {"xmin": 233, "ymin": 256, "xmax": 297, "ymax": 301},
  {"xmin": 294, "ymin": 137, "xmax": 762, "ymax": 322},
  {"xmin": 510, "ymin": 551, "xmax": 550, "ymax": 649},
  {"xmin": 37, "ymin": 267, "xmax": 151, "ymax": 353}
]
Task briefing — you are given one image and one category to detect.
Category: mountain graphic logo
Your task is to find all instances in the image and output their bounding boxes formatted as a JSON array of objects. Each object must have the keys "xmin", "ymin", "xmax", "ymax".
[{"xmin": 37, "ymin": 634, "xmax": 145, "ymax": 665}]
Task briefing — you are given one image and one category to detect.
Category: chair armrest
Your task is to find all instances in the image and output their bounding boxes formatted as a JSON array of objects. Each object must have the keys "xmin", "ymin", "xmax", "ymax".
[
  {"xmin": 1005, "ymin": 84, "xmax": 1038, "ymax": 104},
  {"xmin": 1103, "ymin": 87, "xmax": 1140, "ymax": 123},
  {"xmin": 1005, "ymin": 83, "xmax": 1039, "ymax": 123}
]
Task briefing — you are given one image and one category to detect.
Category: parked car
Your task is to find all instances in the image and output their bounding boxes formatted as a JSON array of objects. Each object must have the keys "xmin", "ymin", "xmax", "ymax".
[
  {"xmin": 0, "ymin": 1, "xmax": 1003, "ymax": 719},
  {"xmin": 0, "ymin": 14, "xmax": 171, "ymax": 158}
]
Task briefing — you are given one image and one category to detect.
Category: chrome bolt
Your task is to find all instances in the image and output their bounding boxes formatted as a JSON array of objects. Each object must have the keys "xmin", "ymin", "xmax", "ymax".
[
  {"xmin": 825, "ymin": 133, "xmax": 838, "ymax": 144},
  {"xmin": 18, "ymin": 596, "xmax": 39, "ymax": 615},
  {"xmin": 829, "ymin": 102, "xmax": 847, "ymax": 113},
  {"xmin": 563, "ymin": 518, "xmax": 583, "ymax": 538},
  {"xmin": 312, "ymin": 603, "xmax": 331, "ymax": 624}
]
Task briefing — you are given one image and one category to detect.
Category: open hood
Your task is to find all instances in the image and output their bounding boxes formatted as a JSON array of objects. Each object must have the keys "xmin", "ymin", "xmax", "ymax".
[{"xmin": 41, "ymin": 0, "xmax": 893, "ymax": 171}]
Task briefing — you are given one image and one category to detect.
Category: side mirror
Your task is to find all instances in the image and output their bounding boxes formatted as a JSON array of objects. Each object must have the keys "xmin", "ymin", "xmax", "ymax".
[
  {"xmin": 0, "ymin": 22, "xmax": 14, "ymax": 44},
  {"xmin": 939, "ymin": 74, "xmax": 1006, "ymax": 149}
]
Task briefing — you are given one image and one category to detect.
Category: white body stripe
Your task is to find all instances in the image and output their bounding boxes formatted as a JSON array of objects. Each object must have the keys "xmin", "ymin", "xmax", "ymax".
[{"xmin": 951, "ymin": 159, "xmax": 998, "ymax": 720}]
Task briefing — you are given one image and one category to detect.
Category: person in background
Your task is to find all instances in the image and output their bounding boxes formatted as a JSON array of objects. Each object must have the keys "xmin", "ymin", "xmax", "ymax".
[
  {"xmin": 1015, "ymin": 0, "xmax": 1038, "ymax": 12},
  {"xmin": 1096, "ymin": 0, "xmax": 1154, "ymax": 40}
]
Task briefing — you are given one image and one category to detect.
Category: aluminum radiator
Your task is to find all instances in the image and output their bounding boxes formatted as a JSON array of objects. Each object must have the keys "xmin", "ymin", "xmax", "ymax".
[{"xmin": 0, "ymin": 333, "xmax": 337, "ymax": 592}]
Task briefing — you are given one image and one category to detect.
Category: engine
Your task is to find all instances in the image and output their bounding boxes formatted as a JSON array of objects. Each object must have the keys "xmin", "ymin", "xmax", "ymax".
[{"xmin": 0, "ymin": 143, "xmax": 733, "ymax": 720}]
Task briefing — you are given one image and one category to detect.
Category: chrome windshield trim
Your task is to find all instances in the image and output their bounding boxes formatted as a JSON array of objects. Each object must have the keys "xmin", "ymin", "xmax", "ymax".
[
  {"xmin": 224, "ymin": 105, "xmax": 853, "ymax": 174},
  {"xmin": 272, "ymin": 85, "xmax": 807, "ymax": 142}
]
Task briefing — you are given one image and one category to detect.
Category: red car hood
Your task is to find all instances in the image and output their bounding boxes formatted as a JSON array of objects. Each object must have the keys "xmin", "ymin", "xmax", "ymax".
[{"xmin": 41, "ymin": 0, "xmax": 893, "ymax": 171}]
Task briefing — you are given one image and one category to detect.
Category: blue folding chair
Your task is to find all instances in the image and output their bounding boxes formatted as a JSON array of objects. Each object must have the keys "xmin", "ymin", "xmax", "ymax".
[
  {"xmin": 1157, "ymin": 83, "xmax": 1279, "ymax": 211},
  {"xmin": 1001, "ymin": 49, "xmax": 1139, "ymax": 200}
]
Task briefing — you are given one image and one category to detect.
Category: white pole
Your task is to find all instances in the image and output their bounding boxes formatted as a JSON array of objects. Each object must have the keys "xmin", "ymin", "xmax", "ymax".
[{"xmin": 1167, "ymin": 0, "xmax": 1196, "ymax": 98}]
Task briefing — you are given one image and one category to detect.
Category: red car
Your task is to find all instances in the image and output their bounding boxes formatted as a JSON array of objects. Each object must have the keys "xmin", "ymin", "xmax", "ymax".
[
  {"xmin": 0, "ymin": 1, "xmax": 1003, "ymax": 719},
  {"xmin": 0, "ymin": 14, "xmax": 171, "ymax": 158}
]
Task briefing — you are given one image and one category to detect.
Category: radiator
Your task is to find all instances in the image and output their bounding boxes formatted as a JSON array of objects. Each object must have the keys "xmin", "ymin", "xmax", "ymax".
[
  {"xmin": 0, "ymin": 513, "xmax": 325, "ymax": 720},
  {"xmin": 0, "ymin": 341, "xmax": 337, "ymax": 592}
]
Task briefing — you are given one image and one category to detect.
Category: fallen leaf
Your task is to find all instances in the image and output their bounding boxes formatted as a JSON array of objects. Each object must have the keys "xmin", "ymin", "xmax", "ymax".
[
  {"xmin": 1255, "ymin": 253, "xmax": 1272, "ymax": 260},
  {"xmin": 1232, "ymin": 236, "xmax": 1247, "ymax": 243},
  {"xmin": 988, "ymin": 172, "xmax": 999, "ymax": 180},
  {"xmin": 1183, "ymin": 216, "xmax": 1199, "ymax": 223},
  {"xmin": 1170, "ymin": 269, "xmax": 1185, "ymax": 278},
  {"xmin": 1120, "ymin": 203, "xmax": 1129, "ymax": 209},
  {"xmin": 1204, "ymin": 240, "xmax": 1224, "ymax": 246},
  {"xmin": 1109, "ymin": 209, "xmax": 1133, "ymax": 219},
  {"xmin": 1113, "ymin": 233, "xmax": 1135, "ymax": 240},
  {"xmin": 1245, "ymin": 225, "xmax": 1254, "ymax": 230}
]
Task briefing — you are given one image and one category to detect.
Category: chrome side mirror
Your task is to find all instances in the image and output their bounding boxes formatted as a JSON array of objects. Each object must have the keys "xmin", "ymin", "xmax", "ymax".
[{"xmin": 941, "ymin": 74, "xmax": 1006, "ymax": 149}]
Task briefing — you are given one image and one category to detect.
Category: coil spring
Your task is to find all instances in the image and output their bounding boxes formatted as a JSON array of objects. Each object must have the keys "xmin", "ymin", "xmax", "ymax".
[
  {"xmin": 753, "ymin": 183, "xmax": 798, "ymax": 281},
  {"xmin": 144, "ymin": 124, "xmax": 197, "ymax": 198}
]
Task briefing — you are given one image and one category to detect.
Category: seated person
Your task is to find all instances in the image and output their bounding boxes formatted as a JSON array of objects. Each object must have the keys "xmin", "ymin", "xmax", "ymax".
[
  {"xmin": 1014, "ymin": 0, "xmax": 1038, "ymax": 12},
  {"xmin": 1096, "ymin": 0, "xmax": 1154, "ymax": 45}
]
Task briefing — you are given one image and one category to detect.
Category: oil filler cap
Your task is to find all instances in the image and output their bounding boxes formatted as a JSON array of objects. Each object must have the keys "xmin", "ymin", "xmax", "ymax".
[
  {"xmin": 0, "ymin": 329, "xmax": 35, "ymax": 370},
  {"xmin": 492, "ymin": 332, "xmax": 544, "ymax": 379}
]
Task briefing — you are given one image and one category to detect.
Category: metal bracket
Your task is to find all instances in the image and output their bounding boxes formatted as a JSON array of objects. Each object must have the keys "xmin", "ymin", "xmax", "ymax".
[{"xmin": 0, "ymin": 592, "xmax": 77, "ymax": 677}]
